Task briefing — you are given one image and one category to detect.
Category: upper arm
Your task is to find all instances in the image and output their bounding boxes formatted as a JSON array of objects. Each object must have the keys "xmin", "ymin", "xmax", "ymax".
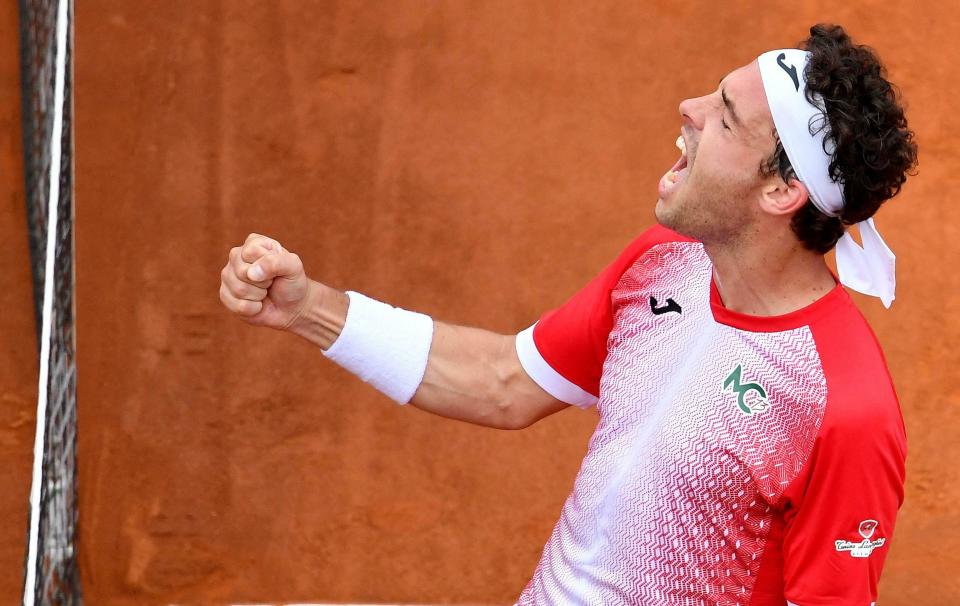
[
  {"xmin": 511, "ymin": 224, "xmax": 686, "ymax": 408},
  {"xmin": 507, "ymin": 249, "xmax": 635, "ymax": 415},
  {"xmin": 780, "ymin": 410, "xmax": 906, "ymax": 605},
  {"xmin": 779, "ymin": 314, "xmax": 907, "ymax": 605},
  {"xmin": 496, "ymin": 332, "xmax": 572, "ymax": 429},
  {"xmin": 417, "ymin": 225, "xmax": 683, "ymax": 429},
  {"xmin": 503, "ymin": 276, "xmax": 617, "ymax": 427},
  {"xmin": 517, "ymin": 263, "xmax": 624, "ymax": 404},
  {"xmin": 513, "ymin": 323, "xmax": 599, "ymax": 410}
]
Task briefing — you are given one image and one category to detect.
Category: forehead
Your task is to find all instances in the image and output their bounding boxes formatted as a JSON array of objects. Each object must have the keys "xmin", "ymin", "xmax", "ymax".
[{"xmin": 722, "ymin": 60, "xmax": 774, "ymax": 138}]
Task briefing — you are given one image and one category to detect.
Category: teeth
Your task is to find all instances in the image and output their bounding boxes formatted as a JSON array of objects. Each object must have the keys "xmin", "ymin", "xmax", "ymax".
[{"xmin": 676, "ymin": 135, "xmax": 686, "ymax": 156}]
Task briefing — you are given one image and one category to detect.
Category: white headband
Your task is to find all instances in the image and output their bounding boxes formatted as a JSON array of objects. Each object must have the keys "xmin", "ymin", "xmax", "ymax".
[{"xmin": 758, "ymin": 49, "xmax": 896, "ymax": 308}]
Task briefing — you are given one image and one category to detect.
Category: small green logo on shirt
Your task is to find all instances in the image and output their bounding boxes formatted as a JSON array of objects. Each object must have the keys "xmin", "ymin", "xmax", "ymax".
[{"xmin": 723, "ymin": 365, "xmax": 769, "ymax": 415}]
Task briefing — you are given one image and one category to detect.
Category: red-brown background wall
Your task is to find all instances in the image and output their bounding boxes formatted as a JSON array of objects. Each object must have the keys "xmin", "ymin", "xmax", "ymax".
[
  {"xmin": 1, "ymin": 0, "xmax": 38, "ymax": 601},
  {"xmin": 2, "ymin": 1, "xmax": 958, "ymax": 604}
]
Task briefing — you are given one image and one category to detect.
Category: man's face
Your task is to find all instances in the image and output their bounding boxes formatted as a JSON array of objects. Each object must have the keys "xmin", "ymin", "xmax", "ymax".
[{"xmin": 655, "ymin": 60, "xmax": 778, "ymax": 244}]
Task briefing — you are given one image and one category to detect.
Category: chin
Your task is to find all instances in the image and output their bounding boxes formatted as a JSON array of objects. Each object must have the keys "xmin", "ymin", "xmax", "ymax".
[
  {"xmin": 655, "ymin": 202, "xmax": 702, "ymax": 241},
  {"xmin": 654, "ymin": 196, "xmax": 681, "ymax": 230}
]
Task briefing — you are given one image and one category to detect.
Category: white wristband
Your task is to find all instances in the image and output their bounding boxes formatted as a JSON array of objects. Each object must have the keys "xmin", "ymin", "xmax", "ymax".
[{"xmin": 321, "ymin": 290, "xmax": 434, "ymax": 404}]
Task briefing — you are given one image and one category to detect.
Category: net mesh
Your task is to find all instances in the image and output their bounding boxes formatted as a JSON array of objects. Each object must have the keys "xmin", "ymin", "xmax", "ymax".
[{"xmin": 19, "ymin": 0, "xmax": 80, "ymax": 603}]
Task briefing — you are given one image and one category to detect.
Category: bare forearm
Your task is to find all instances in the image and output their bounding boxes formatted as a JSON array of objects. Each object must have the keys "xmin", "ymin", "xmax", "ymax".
[
  {"xmin": 286, "ymin": 282, "xmax": 517, "ymax": 428},
  {"xmin": 221, "ymin": 238, "xmax": 562, "ymax": 428},
  {"xmin": 408, "ymin": 321, "xmax": 518, "ymax": 428},
  {"xmin": 286, "ymin": 280, "xmax": 350, "ymax": 350}
]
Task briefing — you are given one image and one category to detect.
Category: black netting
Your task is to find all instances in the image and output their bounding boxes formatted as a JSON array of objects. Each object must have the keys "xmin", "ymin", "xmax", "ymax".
[{"xmin": 19, "ymin": 0, "xmax": 80, "ymax": 604}]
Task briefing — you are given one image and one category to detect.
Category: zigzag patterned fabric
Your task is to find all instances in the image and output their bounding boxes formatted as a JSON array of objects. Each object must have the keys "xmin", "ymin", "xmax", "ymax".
[{"xmin": 515, "ymin": 226, "xmax": 905, "ymax": 606}]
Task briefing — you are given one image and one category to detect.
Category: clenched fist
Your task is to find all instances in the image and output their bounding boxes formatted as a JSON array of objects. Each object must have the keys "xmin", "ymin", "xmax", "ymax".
[{"xmin": 219, "ymin": 233, "xmax": 314, "ymax": 330}]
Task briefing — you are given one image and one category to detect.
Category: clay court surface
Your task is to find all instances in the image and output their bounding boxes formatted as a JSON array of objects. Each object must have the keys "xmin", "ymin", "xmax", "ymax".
[{"xmin": 2, "ymin": 1, "xmax": 959, "ymax": 604}]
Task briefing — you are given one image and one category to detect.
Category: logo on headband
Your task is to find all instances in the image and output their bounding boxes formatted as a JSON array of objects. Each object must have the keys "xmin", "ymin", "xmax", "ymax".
[{"xmin": 776, "ymin": 52, "xmax": 800, "ymax": 91}]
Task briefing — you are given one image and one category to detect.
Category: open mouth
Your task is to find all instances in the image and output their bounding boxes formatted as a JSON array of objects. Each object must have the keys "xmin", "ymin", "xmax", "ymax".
[{"xmin": 659, "ymin": 135, "xmax": 689, "ymax": 198}]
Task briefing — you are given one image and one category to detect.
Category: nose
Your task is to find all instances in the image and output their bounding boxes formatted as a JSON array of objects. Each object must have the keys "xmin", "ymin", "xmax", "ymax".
[{"xmin": 678, "ymin": 96, "xmax": 706, "ymax": 131}]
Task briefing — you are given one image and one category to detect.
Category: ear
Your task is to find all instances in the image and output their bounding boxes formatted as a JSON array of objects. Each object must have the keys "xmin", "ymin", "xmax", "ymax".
[{"xmin": 759, "ymin": 176, "xmax": 809, "ymax": 217}]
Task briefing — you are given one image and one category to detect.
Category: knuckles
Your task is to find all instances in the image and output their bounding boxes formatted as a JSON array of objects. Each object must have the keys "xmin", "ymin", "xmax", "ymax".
[
  {"xmin": 219, "ymin": 283, "xmax": 260, "ymax": 316},
  {"xmin": 241, "ymin": 238, "xmax": 279, "ymax": 264},
  {"xmin": 222, "ymin": 236, "xmax": 296, "ymax": 318},
  {"xmin": 234, "ymin": 234, "xmax": 293, "ymax": 268},
  {"xmin": 236, "ymin": 299, "xmax": 260, "ymax": 316},
  {"xmin": 218, "ymin": 283, "xmax": 232, "ymax": 306}
]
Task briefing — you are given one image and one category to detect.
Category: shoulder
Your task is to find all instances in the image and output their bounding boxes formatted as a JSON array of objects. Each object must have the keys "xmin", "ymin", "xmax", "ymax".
[{"xmin": 809, "ymin": 296, "xmax": 905, "ymax": 446}]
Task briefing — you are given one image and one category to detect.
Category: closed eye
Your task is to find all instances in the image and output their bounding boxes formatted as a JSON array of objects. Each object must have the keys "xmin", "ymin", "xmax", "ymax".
[{"xmin": 720, "ymin": 87, "xmax": 743, "ymax": 131}]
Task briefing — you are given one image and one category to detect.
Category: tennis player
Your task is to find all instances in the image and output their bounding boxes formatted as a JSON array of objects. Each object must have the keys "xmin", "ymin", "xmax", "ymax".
[{"xmin": 220, "ymin": 24, "xmax": 916, "ymax": 606}]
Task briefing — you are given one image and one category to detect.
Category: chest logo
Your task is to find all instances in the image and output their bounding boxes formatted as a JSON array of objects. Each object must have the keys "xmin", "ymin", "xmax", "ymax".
[
  {"xmin": 835, "ymin": 519, "xmax": 886, "ymax": 558},
  {"xmin": 723, "ymin": 365, "xmax": 769, "ymax": 415},
  {"xmin": 649, "ymin": 296, "xmax": 682, "ymax": 315}
]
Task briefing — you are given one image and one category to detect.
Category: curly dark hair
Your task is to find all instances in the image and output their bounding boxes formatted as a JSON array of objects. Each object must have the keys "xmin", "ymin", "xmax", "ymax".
[{"xmin": 758, "ymin": 24, "xmax": 918, "ymax": 253}]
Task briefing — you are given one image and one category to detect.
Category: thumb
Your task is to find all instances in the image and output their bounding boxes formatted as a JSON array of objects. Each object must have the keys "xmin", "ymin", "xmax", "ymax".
[{"xmin": 247, "ymin": 250, "xmax": 303, "ymax": 282}]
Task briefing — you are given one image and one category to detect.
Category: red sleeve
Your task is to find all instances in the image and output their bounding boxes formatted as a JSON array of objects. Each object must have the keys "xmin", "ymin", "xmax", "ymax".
[
  {"xmin": 516, "ymin": 225, "xmax": 691, "ymax": 407},
  {"xmin": 780, "ymin": 310, "xmax": 907, "ymax": 605}
]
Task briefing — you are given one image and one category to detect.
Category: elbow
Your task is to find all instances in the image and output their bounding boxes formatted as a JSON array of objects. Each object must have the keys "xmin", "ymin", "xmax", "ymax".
[
  {"xmin": 510, "ymin": 415, "xmax": 541, "ymax": 430},
  {"xmin": 487, "ymin": 396, "xmax": 527, "ymax": 430},
  {"xmin": 486, "ymin": 333, "xmax": 548, "ymax": 430},
  {"xmin": 491, "ymin": 388, "xmax": 571, "ymax": 430}
]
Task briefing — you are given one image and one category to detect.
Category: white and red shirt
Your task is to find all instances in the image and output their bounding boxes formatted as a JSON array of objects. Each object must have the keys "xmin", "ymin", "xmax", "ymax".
[{"xmin": 514, "ymin": 225, "xmax": 907, "ymax": 606}]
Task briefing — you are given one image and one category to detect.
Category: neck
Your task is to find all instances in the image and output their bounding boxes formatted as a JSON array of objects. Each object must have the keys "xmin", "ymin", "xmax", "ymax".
[{"xmin": 705, "ymin": 230, "xmax": 837, "ymax": 317}]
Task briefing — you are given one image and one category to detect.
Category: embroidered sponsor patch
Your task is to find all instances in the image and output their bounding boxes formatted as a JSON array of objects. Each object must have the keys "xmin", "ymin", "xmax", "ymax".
[{"xmin": 835, "ymin": 519, "xmax": 886, "ymax": 558}]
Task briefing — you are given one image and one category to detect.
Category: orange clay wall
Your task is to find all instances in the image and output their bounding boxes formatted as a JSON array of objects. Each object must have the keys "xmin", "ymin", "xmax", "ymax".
[
  {"xmin": 2, "ymin": 1, "xmax": 959, "ymax": 604},
  {"xmin": 1, "ymin": 0, "xmax": 38, "ymax": 602}
]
